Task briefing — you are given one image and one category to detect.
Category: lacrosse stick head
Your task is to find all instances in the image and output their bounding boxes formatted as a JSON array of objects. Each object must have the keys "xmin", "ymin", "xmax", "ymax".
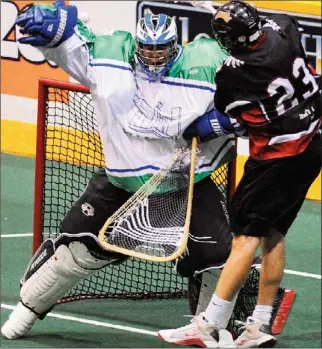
[{"xmin": 98, "ymin": 139, "xmax": 199, "ymax": 262}]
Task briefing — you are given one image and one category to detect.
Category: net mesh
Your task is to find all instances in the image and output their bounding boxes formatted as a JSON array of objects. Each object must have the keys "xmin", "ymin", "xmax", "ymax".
[
  {"xmin": 230, "ymin": 268, "xmax": 285, "ymax": 336},
  {"xmin": 36, "ymin": 82, "xmax": 233, "ymax": 302},
  {"xmin": 187, "ymin": 268, "xmax": 286, "ymax": 337}
]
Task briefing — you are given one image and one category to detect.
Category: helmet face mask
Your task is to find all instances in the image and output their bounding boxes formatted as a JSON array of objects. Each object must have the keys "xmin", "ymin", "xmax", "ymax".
[
  {"xmin": 136, "ymin": 40, "xmax": 178, "ymax": 74},
  {"xmin": 136, "ymin": 14, "xmax": 179, "ymax": 77},
  {"xmin": 211, "ymin": 0, "xmax": 261, "ymax": 54},
  {"xmin": 211, "ymin": 20, "xmax": 235, "ymax": 52}
]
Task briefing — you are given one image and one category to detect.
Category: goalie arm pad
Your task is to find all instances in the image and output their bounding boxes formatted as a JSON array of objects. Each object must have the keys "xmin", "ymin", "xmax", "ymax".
[
  {"xmin": 16, "ymin": 0, "xmax": 78, "ymax": 47},
  {"xmin": 183, "ymin": 109, "xmax": 248, "ymax": 143}
]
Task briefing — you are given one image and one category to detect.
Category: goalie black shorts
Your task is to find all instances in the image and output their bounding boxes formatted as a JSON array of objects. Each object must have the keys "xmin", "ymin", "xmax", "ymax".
[
  {"xmin": 60, "ymin": 169, "xmax": 232, "ymax": 274},
  {"xmin": 230, "ymin": 134, "xmax": 321, "ymax": 238}
]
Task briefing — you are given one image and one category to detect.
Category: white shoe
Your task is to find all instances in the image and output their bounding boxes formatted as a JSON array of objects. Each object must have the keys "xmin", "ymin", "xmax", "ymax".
[
  {"xmin": 234, "ymin": 317, "xmax": 276, "ymax": 348},
  {"xmin": 158, "ymin": 312, "xmax": 236, "ymax": 348},
  {"xmin": 1, "ymin": 302, "xmax": 38, "ymax": 339}
]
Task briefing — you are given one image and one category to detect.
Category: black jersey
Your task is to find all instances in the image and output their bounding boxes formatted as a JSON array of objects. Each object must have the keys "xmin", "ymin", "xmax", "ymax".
[{"xmin": 215, "ymin": 14, "xmax": 321, "ymax": 160}]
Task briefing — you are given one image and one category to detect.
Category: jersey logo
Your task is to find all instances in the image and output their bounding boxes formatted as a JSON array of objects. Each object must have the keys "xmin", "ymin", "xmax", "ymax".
[
  {"xmin": 82, "ymin": 203, "xmax": 95, "ymax": 217},
  {"xmin": 126, "ymin": 94, "xmax": 183, "ymax": 140},
  {"xmin": 263, "ymin": 19, "xmax": 281, "ymax": 32},
  {"xmin": 189, "ymin": 68, "xmax": 199, "ymax": 75},
  {"xmin": 299, "ymin": 105, "xmax": 315, "ymax": 120},
  {"xmin": 30, "ymin": 249, "xmax": 47, "ymax": 271}
]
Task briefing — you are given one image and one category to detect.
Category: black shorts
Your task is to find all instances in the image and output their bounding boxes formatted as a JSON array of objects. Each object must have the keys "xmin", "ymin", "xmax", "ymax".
[
  {"xmin": 230, "ymin": 134, "xmax": 321, "ymax": 237},
  {"xmin": 60, "ymin": 169, "xmax": 232, "ymax": 276}
]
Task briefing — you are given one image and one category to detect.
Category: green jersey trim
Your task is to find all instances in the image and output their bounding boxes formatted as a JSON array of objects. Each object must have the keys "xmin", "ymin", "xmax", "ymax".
[
  {"xmin": 107, "ymin": 146, "xmax": 235, "ymax": 193},
  {"xmin": 108, "ymin": 171, "xmax": 212, "ymax": 194}
]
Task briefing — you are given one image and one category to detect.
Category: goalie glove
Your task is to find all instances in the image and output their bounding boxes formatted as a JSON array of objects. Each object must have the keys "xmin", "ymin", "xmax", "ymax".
[
  {"xmin": 183, "ymin": 109, "xmax": 248, "ymax": 142},
  {"xmin": 15, "ymin": 0, "xmax": 78, "ymax": 47}
]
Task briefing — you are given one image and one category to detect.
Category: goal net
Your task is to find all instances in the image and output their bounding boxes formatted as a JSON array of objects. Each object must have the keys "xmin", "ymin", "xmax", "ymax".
[{"xmin": 34, "ymin": 79, "xmax": 236, "ymax": 303}]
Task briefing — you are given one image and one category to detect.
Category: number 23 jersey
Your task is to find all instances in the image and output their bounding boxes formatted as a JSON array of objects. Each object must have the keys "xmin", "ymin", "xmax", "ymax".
[{"xmin": 215, "ymin": 14, "xmax": 321, "ymax": 160}]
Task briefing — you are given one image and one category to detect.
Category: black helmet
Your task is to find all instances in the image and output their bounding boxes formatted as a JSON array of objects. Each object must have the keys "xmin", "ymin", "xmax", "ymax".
[{"xmin": 211, "ymin": 0, "xmax": 261, "ymax": 53}]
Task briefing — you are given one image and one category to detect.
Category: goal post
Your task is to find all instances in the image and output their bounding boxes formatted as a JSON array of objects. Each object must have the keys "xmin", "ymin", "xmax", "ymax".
[
  {"xmin": 33, "ymin": 78, "xmax": 236, "ymax": 303},
  {"xmin": 34, "ymin": 79, "xmax": 91, "ymax": 254}
]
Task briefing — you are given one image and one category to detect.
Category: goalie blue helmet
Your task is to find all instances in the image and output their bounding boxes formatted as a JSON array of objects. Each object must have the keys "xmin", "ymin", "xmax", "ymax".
[{"xmin": 136, "ymin": 14, "xmax": 181, "ymax": 78}]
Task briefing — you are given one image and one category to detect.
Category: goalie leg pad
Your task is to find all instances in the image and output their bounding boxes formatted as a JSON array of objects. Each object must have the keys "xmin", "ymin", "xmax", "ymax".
[
  {"xmin": 20, "ymin": 240, "xmax": 110, "ymax": 315},
  {"xmin": 21, "ymin": 238, "xmax": 55, "ymax": 285},
  {"xmin": 196, "ymin": 269, "xmax": 222, "ymax": 316},
  {"xmin": 1, "ymin": 302, "xmax": 38, "ymax": 339},
  {"xmin": 1, "ymin": 235, "xmax": 116, "ymax": 339}
]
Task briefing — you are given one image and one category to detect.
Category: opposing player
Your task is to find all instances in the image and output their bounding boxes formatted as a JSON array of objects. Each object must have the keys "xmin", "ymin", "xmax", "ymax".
[
  {"xmin": 1, "ymin": 1, "xmax": 240, "ymax": 342},
  {"xmin": 158, "ymin": 1, "xmax": 321, "ymax": 347}
]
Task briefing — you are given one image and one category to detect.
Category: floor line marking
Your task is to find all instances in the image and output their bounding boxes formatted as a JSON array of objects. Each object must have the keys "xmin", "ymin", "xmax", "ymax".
[
  {"xmin": 0, "ymin": 304, "xmax": 158, "ymax": 337},
  {"xmin": 255, "ymin": 266, "xmax": 321, "ymax": 280},
  {"xmin": 1, "ymin": 233, "xmax": 33, "ymax": 238},
  {"xmin": 283, "ymin": 269, "xmax": 321, "ymax": 280}
]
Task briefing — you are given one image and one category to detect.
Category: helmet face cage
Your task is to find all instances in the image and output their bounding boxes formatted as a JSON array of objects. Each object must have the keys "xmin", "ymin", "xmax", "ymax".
[
  {"xmin": 136, "ymin": 14, "xmax": 179, "ymax": 76},
  {"xmin": 211, "ymin": 20, "xmax": 235, "ymax": 52},
  {"xmin": 136, "ymin": 40, "xmax": 178, "ymax": 73},
  {"xmin": 211, "ymin": 0, "xmax": 261, "ymax": 53}
]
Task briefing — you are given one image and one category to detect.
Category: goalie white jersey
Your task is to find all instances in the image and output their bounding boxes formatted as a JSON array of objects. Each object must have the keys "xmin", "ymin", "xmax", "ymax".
[{"xmin": 40, "ymin": 22, "xmax": 234, "ymax": 192}]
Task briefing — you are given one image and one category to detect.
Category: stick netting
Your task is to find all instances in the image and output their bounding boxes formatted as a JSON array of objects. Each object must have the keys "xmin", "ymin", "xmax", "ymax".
[
  {"xmin": 36, "ymin": 82, "xmax": 232, "ymax": 302},
  {"xmin": 102, "ymin": 149, "xmax": 193, "ymax": 259}
]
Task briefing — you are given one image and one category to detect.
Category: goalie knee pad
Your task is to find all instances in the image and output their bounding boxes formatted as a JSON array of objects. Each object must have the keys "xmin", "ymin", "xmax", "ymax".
[{"xmin": 20, "ymin": 234, "xmax": 115, "ymax": 316}]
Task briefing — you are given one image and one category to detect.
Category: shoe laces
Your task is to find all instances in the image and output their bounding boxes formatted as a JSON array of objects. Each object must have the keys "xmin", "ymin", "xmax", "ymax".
[
  {"xmin": 234, "ymin": 320, "xmax": 247, "ymax": 330},
  {"xmin": 182, "ymin": 313, "xmax": 214, "ymax": 331},
  {"xmin": 182, "ymin": 314, "xmax": 201, "ymax": 327},
  {"xmin": 235, "ymin": 317, "xmax": 262, "ymax": 336},
  {"xmin": 169, "ymin": 315, "xmax": 192, "ymax": 331},
  {"xmin": 234, "ymin": 321, "xmax": 251, "ymax": 343}
]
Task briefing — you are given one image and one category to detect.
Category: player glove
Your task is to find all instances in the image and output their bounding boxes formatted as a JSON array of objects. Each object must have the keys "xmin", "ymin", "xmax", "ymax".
[
  {"xmin": 183, "ymin": 109, "xmax": 248, "ymax": 142},
  {"xmin": 15, "ymin": 0, "xmax": 78, "ymax": 47}
]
